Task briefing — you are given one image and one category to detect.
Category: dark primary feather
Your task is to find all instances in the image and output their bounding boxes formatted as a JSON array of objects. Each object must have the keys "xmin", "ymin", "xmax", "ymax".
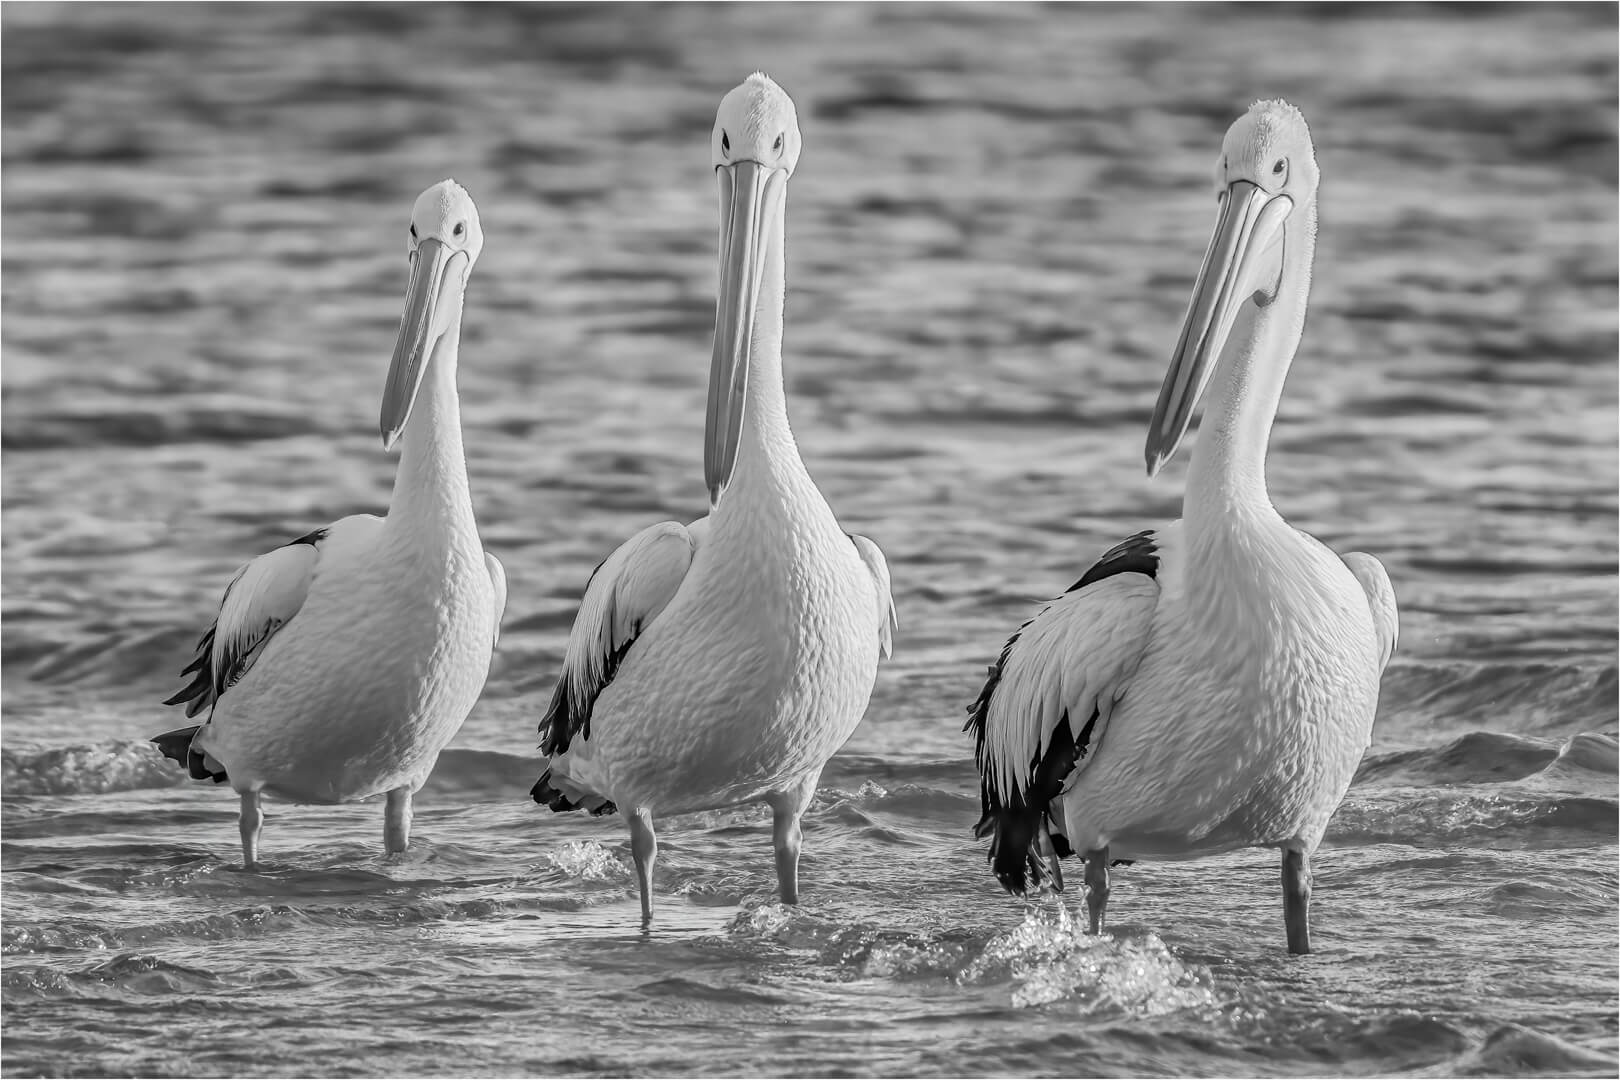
[
  {"xmin": 151, "ymin": 725, "xmax": 228, "ymax": 783},
  {"xmin": 530, "ymin": 768, "xmax": 618, "ymax": 816},
  {"xmin": 162, "ymin": 625, "xmax": 220, "ymax": 718},
  {"xmin": 162, "ymin": 614, "xmax": 278, "ymax": 715},
  {"xmin": 534, "ymin": 519, "xmax": 701, "ymax": 771},
  {"xmin": 1065, "ymin": 529, "xmax": 1159, "ymax": 594},
  {"xmin": 157, "ymin": 528, "xmax": 330, "ymax": 762},
  {"xmin": 535, "ymin": 521, "xmax": 705, "ymax": 808},
  {"xmin": 974, "ymin": 709, "xmax": 1097, "ymax": 895},
  {"xmin": 965, "ymin": 617, "xmax": 1028, "ymax": 782},
  {"xmin": 538, "ymin": 631, "xmax": 637, "ymax": 758},
  {"xmin": 966, "ymin": 529, "xmax": 1159, "ymax": 896},
  {"xmin": 537, "ymin": 553, "xmax": 609, "ymax": 758}
]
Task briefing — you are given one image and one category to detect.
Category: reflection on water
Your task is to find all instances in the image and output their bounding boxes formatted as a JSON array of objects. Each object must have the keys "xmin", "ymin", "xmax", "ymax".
[{"xmin": 2, "ymin": 3, "xmax": 1616, "ymax": 1078}]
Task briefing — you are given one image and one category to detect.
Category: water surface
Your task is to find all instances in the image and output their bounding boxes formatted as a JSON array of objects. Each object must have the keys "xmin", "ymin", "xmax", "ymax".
[{"xmin": 3, "ymin": 3, "xmax": 1617, "ymax": 1077}]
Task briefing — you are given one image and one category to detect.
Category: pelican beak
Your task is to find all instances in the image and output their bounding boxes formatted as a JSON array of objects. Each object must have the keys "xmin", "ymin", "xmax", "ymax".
[
  {"xmin": 1145, "ymin": 180, "xmax": 1292, "ymax": 475},
  {"xmin": 381, "ymin": 237, "xmax": 464, "ymax": 450},
  {"xmin": 705, "ymin": 159, "xmax": 787, "ymax": 507}
]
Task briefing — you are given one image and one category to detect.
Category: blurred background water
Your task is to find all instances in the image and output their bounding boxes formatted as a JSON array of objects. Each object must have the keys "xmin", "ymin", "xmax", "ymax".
[{"xmin": 2, "ymin": 3, "xmax": 1616, "ymax": 1077}]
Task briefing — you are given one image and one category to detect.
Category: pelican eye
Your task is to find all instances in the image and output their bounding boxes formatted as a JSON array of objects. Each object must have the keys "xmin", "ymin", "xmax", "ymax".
[
  {"xmin": 453, "ymin": 222, "xmax": 465, "ymax": 238},
  {"xmin": 773, "ymin": 133, "xmax": 783, "ymax": 154},
  {"xmin": 409, "ymin": 224, "xmax": 417, "ymax": 239},
  {"xmin": 721, "ymin": 131, "xmax": 730, "ymax": 157},
  {"xmin": 1272, "ymin": 158, "xmax": 1287, "ymax": 176}
]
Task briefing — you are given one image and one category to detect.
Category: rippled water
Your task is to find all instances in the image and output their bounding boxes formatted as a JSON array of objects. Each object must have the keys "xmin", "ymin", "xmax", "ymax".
[{"xmin": 3, "ymin": 3, "xmax": 1617, "ymax": 1077}]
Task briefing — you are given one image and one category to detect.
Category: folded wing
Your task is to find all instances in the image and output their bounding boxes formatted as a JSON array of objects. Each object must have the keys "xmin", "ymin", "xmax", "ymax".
[
  {"xmin": 966, "ymin": 530, "xmax": 1162, "ymax": 895},
  {"xmin": 849, "ymin": 532, "xmax": 898, "ymax": 659},
  {"xmin": 539, "ymin": 519, "xmax": 706, "ymax": 757},
  {"xmin": 485, "ymin": 551, "xmax": 508, "ymax": 649},
  {"xmin": 162, "ymin": 526, "xmax": 335, "ymax": 719},
  {"xmin": 1343, "ymin": 550, "xmax": 1398, "ymax": 669},
  {"xmin": 155, "ymin": 517, "xmax": 382, "ymax": 780}
]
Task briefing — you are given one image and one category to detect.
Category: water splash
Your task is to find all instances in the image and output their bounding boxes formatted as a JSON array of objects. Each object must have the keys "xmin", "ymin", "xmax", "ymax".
[
  {"xmin": 727, "ymin": 898, "xmax": 1217, "ymax": 1018},
  {"xmin": 545, "ymin": 840, "xmax": 627, "ymax": 882},
  {"xmin": 959, "ymin": 903, "xmax": 1218, "ymax": 1015},
  {"xmin": 727, "ymin": 901, "xmax": 833, "ymax": 947}
]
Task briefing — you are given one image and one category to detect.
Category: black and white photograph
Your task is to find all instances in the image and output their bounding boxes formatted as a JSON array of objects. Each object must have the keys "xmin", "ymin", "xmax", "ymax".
[{"xmin": 2, "ymin": 2, "xmax": 1616, "ymax": 1077}]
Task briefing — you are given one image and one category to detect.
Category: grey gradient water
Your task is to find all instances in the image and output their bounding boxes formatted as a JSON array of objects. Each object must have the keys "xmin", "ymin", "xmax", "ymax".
[{"xmin": 2, "ymin": 3, "xmax": 1616, "ymax": 1077}]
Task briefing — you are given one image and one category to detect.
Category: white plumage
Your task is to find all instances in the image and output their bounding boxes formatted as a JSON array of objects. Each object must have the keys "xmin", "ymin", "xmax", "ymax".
[
  {"xmin": 969, "ymin": 101, "xmax": 1398, "ymax": 954},
  {"xmin": 976, "ymin": 545, "xmax": 1159, "ymax": 812},
  {"xmin": 548, "ymin": 519, "xmax": 708, "ymax": 749},
  {"xmin": 851, "ymin": 532, "xmax": 900, "ymax": 660},
  {"xmin": 532, "ymin": 74, "xmax": 896, "ymax": 923},
  {"xmin": 1343, "ymin": 551, "xmax": 1399, "ymax": 668},
  {"xmin": 154, "ymin": 180, "xmax": 505, "ymax": 867}
]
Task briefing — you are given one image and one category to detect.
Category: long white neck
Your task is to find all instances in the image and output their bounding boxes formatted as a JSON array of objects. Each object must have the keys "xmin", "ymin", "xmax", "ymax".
[
  {"xmin": 1184, "ymin": 197, "xmax": 1317, "ymax": 525},
  {"xmin": 387, "ymin": 325, "xmax": 475, "ymax": 540},
  {"xmin": 722, "ymin": 196, "xmax": 808, "ymax": 503}
]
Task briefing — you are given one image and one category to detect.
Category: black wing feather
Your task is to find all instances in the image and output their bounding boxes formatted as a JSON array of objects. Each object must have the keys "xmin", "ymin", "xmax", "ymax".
[
  {"xmin": 1065, "ymin": 529, "xmax": 1159, "ymax": 594},
  {"xmin": 151, "ymin": 725, "xmax": 229, "ymax": 783},
  {"xmin": 162, "ymin": 626, "xmax": 219, "ymax": 718},
  {"xmin": 532, "ymin": 521, "xmax": 700, "ymax": 810},
  {"xmin": 538, "ymin": 631, "xmax": 638, "ymax": 758},
  {"xmin": 157, "ymin": 528, "xmax": 328, "ymax": 737},
  {"xmin": 966, "ymin": 529, "xmax": 1159, "ymax": 896}
]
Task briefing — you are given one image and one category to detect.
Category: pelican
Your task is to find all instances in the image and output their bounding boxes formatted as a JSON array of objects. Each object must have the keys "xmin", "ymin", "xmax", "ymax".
[
  {"xmin": 153, "ymin": 180, "xmax": 506, "ymax": 868},
  {"xmin": 531, "ymin": 73, "xmax": 897, "ymax": 923},
  {"xmin": 966, "ymin": 101, "xmax": 1397, "ymax": 954}
]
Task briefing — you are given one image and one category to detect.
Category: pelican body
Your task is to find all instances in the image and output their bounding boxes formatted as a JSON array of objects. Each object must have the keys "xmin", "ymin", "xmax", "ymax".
[
  {"xmin": 532, "ymin": 74, "xmax": 897, "ymax": 923},
  {"xmin": 154, "ymin": 181, "xmax": 506, "ymax": 867},
  {"xmin": 967, "ymin": 102, "xmax": 1397, "ymax": 953}
]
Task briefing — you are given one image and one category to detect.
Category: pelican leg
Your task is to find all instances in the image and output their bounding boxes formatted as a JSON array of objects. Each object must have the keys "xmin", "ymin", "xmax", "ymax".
[
  {"xmin": 767, "ymin": 773, "xmax": 819, "ymax": 905},
  {"xmin": 1282, "ymin": 848, "xmax": 1312, "ymax": 954},
  {"xmin": 1083, "ymin": 847, "xmax": 1110, "ymax": 935},
  {"xmin": 628, "ymin": 807, "xmax": 657, "ymax": 926},
  {"xmin": 239, "ymin": 790, "xmax": 263, "ymax": 870},
  {"xmin": 384, "ymin": 787, "xmax": 414, "ymax": 854}
]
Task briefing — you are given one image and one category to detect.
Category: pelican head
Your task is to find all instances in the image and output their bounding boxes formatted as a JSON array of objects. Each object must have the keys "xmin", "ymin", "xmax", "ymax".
[
  {"xmin": 704, "ymin": 72, "xmax": 802, "ymax": 507},
  {"xmin": 381, "ymin": 179, "xmax": 484, "ymax": 450},
  {"xmin": 1145, "ymin": 100, "xmax": 1319, "ymax": 476}
]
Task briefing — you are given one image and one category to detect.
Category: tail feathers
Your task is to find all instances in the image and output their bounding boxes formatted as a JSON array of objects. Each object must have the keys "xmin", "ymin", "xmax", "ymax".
[
  {"xmin": 530, "ymin": 768, "xmax": 617, "ymax": 817},
  {"xmin": 151, "ymin": 726, "xmax": 195, "ymax": 768},
  {"xmin": 975, "ymin": 803, "xmax": 1128, "ymax": 893},
  {"xmin": 975, "ymin": 711, "xmax": 1089, "ymax": 897},
  {"xmin": 976, "ymin": 804, "xmax": 1066, "ymax": 896},
  {"xmin": 151, "ymin": 726, "xmax": 229, "ymax": 784}
]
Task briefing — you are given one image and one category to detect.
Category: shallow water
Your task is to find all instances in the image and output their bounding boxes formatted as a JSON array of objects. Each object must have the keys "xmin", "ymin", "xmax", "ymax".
[{"xmin": 2, "ymin": 3, "xmax": 1617, "ymax": 1077}]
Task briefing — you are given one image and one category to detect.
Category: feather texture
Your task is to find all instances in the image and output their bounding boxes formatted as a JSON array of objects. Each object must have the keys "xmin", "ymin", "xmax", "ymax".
[
  {"xmin": 1343, "ymin": 551, "xmax": 1398, "ymax": 669},
  {"xmin": 538, "ymin": 519, "xmax": 706, "ymax": 757},
  {"xmin": 967, "ymin": 530, "xmax": 1160, "ymax": 894},
  {"xmin": 163, "ymin": 528, "xmax": 328, "ymax": 718},
  {"xmin": 849, "ymin": 532, "xmax": 898, "ymax": 659},
  {"xmin": 485, "ymin": 552, "xmax": 507, "ymax": 649}
]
